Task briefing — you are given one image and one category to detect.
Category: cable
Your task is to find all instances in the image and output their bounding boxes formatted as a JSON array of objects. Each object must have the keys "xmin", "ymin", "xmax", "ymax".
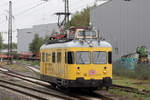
[
  {"xmin": 13, "ymin": 0, "xmax": 42, "ymax": 12},
  {"xmin": 0, "ymin": 1, "xmax": 43, "ymax": 23},
  {"xmin": 14, "ymin": 1, "xmax": 48, "ymax": 16}
]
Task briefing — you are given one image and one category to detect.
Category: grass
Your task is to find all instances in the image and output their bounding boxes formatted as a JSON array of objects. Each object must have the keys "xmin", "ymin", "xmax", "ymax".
[
  {"xmin": 16, "ymin": 60, "xmax": 40, "ymax": 66},
  {"xmin": 113, "ymin": 60, "xmax": 150, "ymax": 80},
  {"xmin": 113, "ymin": 75, "xmax": 150, "ymax": 91},
  {"xmin": 109, "ymin": 88, "xmax": 150, "ymax": 100},
  {"xmin": 3, "ymin": 98, "xmax": 11, "ymax": 100},
  {"xmin": 110, "ymin": 75, "xmax": 150, "ymax": 100},
  {"xmin": 0, "ymin": 61, "xmax": 29, "ymax": 72}
]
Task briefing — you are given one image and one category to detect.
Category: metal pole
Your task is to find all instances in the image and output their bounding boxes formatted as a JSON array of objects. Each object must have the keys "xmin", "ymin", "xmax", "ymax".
[
  {"xmin": 64, "ymin": 0, "xmax": 67, "ymax": 24},
  {"xmin": 7, "ymin": 1, "xmax": 13, "ymax": 64},
  {"xmin": 66, "ymin": 0, "xmax": 69, "ymax": 23}
]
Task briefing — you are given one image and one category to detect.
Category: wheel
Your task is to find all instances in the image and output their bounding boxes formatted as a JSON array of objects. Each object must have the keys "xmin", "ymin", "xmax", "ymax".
[
  {"xmin": 106, "ymin": 86, "xmax": 109, "ymax": 90},
  {"xmin": 50, "ymin": 82, "xmax": 57, "ymax": 88}
]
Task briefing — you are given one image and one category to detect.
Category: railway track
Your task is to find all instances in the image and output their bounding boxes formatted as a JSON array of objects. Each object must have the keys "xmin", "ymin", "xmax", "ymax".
[
  {"xmin": 111, "ymin": 84, "xmax": 150, "ymax": 96},
  {"xmin": 0, "ymin": 66, "xmax": 117, "ymax": 100},
  {"xmin": 0, "ymin": 68, "xmax": 87, "ymax": 100},
  {"xmin": 1, "ymin": 65, "xmax": 150, "ymax": 99},
  {"xmin": 3, "ymin": 66, "xmax": 150, "ymax": 97},
  {"xmin": 3, "ymin": 61, "xmax": 150, "ymax": 99},
  {"xmin": 0, "ymin": 79, "xmax": 68, "ymax": 100}
]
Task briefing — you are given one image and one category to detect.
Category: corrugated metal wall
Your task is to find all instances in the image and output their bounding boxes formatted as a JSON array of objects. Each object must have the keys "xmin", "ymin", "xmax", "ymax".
[
  {"xmin": 17, "ymin": 23, "xmax": 57, "ymax": 53},
  {"xmin": 91, "ymin": 0, "xmax": 150, "ymax": 60}
]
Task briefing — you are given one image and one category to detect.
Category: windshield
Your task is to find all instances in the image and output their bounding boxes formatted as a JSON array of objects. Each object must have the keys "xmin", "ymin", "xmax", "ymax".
[
  {"xmin": 76, "ymin": 52, "xmax": 91, "ymax": 64},
  {"xmin": 93, "ymin": 52, "xmax": 107, "ymax": 64},
  {"xmin": 78, "ymin": 30, "xmax": 96, "ymax": 37}
]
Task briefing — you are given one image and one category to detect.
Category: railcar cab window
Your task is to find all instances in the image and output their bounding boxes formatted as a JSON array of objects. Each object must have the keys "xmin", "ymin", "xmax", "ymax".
[
  {"xmin": 76, "ymin": 52, "xmax": 91, "ymax": 64},
  {"xmin": 65, "ymin": 52, "xmax": 74, "ymax": 64},
  {"xmin": 78, "ymin": 30, "xmax": 97, "ymax": 37},
  {"xmin": 52, "ymin": 52, "xmax": 55, "ymax": 63},
  {"xmin": 93, "ymin": 52, "xmax": 107, "ymax": 64},
  {"xmin": 108, "ymin": 52, "xmax": 112, "ymax": 64}
]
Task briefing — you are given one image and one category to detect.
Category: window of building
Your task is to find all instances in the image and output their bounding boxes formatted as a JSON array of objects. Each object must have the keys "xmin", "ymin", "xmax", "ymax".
[
  {"xmin": 57, "ymin": 52, "xmax": 61, "ymax": 63},
  {"xmin": 108, "ymin": 52, "xmax": 112, "ymax": 64},
  {"xmin": 93, "ymin": 52, "xmax": 107, "ymax": 64},
  {"xmin": 76, "ymin": 52, "xmax": 91, "ymax": 64},
  {"xmin": 65, "ymin": 52, "xmax": 74, "ymax": 64},
  {"xmin": 52, "ymin": 52, "xmax": 55, "ymax": 63}
]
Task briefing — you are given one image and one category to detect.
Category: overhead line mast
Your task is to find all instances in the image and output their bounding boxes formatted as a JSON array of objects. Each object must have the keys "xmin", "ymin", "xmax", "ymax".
[
  {"xmin": 7, "ymin": 1, "xmax": 13, "ymax": 64},
  {"xmin": 55, "ymin": 0, "xmax": 70, "ymax": 28},
  {"xmin": 65, "ymin": 0, "xmax": 69, "ymax": 24}
]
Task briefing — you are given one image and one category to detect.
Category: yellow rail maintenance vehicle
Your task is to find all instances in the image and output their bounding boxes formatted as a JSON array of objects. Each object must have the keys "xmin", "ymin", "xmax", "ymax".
[{"xmin": 40, "ymin": 27, "xmax": 112, "ymax": 90}]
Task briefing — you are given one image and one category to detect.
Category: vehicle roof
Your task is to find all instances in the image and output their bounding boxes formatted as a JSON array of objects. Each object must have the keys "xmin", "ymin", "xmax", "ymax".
[{"xmin": 40, "ymin": 40, "xmax": 112, "ymax": 50}]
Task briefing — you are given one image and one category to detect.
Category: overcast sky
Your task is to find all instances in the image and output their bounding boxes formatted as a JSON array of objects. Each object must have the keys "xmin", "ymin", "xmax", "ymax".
[{"xmin": 0, "ymin": 0, "xmax": 106, "ymax": 43}]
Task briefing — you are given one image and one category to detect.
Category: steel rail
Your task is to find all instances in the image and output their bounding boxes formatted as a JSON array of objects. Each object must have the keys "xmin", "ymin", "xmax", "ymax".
[
  {"xmin": 0, "ymin": 65, "xmax": 41, "ymax": 80},
  {"xmin": 111, "ymin": 84, "xmax": 150, "ymax": 96},
  {"xmin": 0, "ymin": 84, "xmax": 48, "ymax": 100},
  {"xmin": 0, "ymin": 66, "xmax": 120, "ymax": 100},
  {"xmin": 0, "ymin": 79, "xmax": 77, "ymax": 100},
  {"xmin": 0, "ymin": 68, "xmax": 88, "ymax": 100},
  {"xmin": 0, "ymin": 71, "xmax": 48, "ymax": 86}
]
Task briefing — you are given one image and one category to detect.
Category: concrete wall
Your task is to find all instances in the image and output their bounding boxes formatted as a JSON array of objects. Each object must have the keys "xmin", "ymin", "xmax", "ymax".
[
  {"xmin": 91, "ymin": 0, "xmax": 150, "ymax": 60},
  {"xmin": 17, "ymin": 23, "xmax": 57, "ymax": 53}
]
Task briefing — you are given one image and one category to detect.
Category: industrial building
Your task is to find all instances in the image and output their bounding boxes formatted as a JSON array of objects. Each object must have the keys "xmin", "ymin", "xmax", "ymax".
[
  {"xmin": 91, "ymin": 0, "xmax": 150, "ymax": 60},
  {"xmin": 17, "ymin": 23, "xmax": 57, "ymax": 53}
]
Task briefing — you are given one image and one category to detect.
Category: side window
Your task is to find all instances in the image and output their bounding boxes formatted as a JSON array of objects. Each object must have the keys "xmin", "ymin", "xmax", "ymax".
[
  {"xmin": 108, "ymin": 52, "xmax": 112, "ymax": 64},
  {"xmin": 42, "ymin": 53, "xmax": 45, "ymax": 62},
  {"xmin": 46, "ymin": 53, "xmax": 50, "ymax": 62},
  {"xmin": 52, "ymin": 52, "xmax": 55, "ymax": 63},
  {"xmin": 65, "ymin": 52, "xmax": 74, "ymax": 64},
  {"xmin": 65, "ymin": 52, "xmax": 67, "ymax": 64},
  {"xmin": 57, "ymin": 52, "xmax": 61, "ymax": 63},
  {"xmin": 40, "ymin": 53, "xmax": 42, "ymax": 62}
]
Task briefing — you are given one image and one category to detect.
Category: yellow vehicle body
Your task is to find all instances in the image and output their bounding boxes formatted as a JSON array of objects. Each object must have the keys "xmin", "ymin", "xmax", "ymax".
[{"xmin": 40, "ymin": 40, "xmax": 112, "ymax": 88}]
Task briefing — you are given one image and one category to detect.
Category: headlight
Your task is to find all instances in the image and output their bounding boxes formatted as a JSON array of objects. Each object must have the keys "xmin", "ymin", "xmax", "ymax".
[{"xmin": 103, "ymin": 71, "xmax": 107, "ymax": 74}]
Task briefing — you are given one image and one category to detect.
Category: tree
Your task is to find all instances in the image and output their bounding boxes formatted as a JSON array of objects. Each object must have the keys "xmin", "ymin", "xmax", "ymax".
[
  {"xmin": 69, "ymin": 7, "xmax": 90, "ymax": 27},
  {"xmin": 65, "ymin": 5, "xmax": 97, "ymax": 28},
  {"xmin": 29, "ymin": 34, "xmax": 44, "ymax": 53},
  {"xmin": 2, "ymin": 43, "xmax": 17, "ymax": 49},
  {"xmin": 43, "ymin": 35, "xmax": 50, "ymax": 44},
  {"xmin": 12, "ymin": 43, "xmax": 17, "ymax": 49},
  {"xmin": 0, "ymin": 32, "xmax": 3, "ymax": 51}
]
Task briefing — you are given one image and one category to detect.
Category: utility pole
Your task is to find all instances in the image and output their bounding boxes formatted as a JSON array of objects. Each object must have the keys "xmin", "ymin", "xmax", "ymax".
[
  {"xmin": 64, "ymin": 0, "xmax": 69, "ymax": 24},
  {"xmin": 55, "ymin": 0, "xmax": 70, "ymax": 28},
  {"xmin": 7, "ymin": 1, "xmax": 13, "ymax": 64},
  {"xmin": 66, "ymin": 0, "xmax": 69, "ymax": 23}
]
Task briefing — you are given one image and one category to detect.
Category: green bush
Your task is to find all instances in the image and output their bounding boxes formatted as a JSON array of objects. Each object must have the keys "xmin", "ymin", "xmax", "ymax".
[
  {"xmin": 113, "ymin": 60, "xmax": 150, "ymax": 80},
  {"xmin": 134, "ymin": 64, "xmax": 150, "ymax": 80}
]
